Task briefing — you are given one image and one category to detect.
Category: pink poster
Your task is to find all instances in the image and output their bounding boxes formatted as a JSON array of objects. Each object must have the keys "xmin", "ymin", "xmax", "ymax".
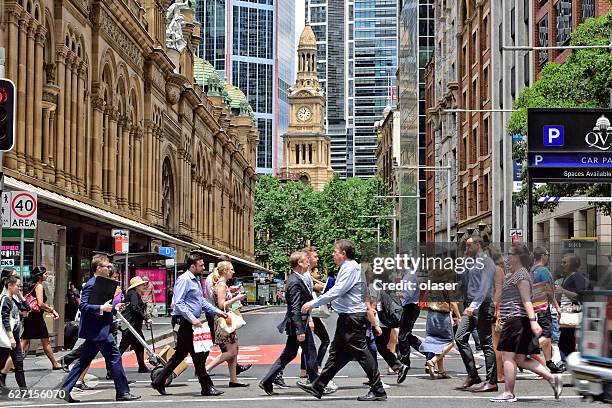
[{"xmin": 135, "ymin": 268, "xmax": 166, "ymax": 307}]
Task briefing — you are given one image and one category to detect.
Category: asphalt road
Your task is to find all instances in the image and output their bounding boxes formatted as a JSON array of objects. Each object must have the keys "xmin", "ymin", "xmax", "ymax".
[{"xmin": 0, "ymin": 306, "xmax": 598, "ymax": 407}]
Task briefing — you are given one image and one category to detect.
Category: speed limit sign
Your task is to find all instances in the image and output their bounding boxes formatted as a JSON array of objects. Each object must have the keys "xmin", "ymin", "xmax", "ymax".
[{"xmin": 9, "ymin": 192, "xmax": 37, "ymax": 229}]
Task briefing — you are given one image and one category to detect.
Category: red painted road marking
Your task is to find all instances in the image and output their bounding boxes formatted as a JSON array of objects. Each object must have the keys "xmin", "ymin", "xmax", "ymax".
[{"xmin": 90, "ymin": 344, "xmax": 300, "ymax": 368}]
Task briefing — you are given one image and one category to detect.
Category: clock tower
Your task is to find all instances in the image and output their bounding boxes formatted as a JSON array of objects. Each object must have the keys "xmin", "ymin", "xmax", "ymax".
[{"xmin": 280, "ymin": 24, "xmax": 333, "ymax": 191}]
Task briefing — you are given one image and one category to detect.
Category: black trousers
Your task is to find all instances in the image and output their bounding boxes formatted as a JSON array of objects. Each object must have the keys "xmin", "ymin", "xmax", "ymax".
[
  {"xmin": 559, "ymin": 328, "xmax": 576, "ymax": 358},
  {"xmin": 262, "ymin": 329, "xmax": 318, "ymax": 385},
  {"xmin": 0, "ymin": 331, "xmax": 26, "ymax": 388},
  {"xmin": 311, "ymin": 313, "xmax": 384, "ymax": 395},
  {"xmin": 300, "ymin": 317, "xmax": 330, "ymax": 369},
  {"xmin": 397, "ymin": 303, "xmax": 422, "ymax": 364},
  {"xmin": 152, "ymin": 318, "xmax": 213, "ymax": 391},
  {"xmin": 375, "ymin": 326, "xmax": 402, "ymax": 371},
  {"xmin": 454, "ymin": 301, "xmax": 497, "ymax": 384},
  {"xmin": 118, "ymin": 326, "xmax": 147, "ymax": 370}
]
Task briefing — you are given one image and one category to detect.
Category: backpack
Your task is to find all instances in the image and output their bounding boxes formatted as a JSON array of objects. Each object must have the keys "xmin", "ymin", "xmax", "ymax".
[{"xmin": 378, "ymin": 290, "xmax": 403, "ymax": 328}]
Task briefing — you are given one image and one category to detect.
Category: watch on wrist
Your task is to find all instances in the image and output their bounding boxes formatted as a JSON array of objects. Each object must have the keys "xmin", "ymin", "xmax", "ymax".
[{"xmin": 529, "ymin": 317, "xmax": 537, "ymax": 322}]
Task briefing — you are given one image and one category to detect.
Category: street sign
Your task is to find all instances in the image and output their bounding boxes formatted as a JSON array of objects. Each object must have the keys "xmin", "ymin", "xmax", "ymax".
[
  {"xmin": 252, "ymin": 272, "xmax": 259, "ymax": 278},
  {"xmin": 528, "ymin": 109, "xmax": 612, "ymax": 181},
  {"xmin": 1, "ymin": 191, "xmax": 37, "ymax": 229},
  {"xmin": 158, "ymin": 246, "xmax": 175, "ymax": 258},
  {"xmin": 0, "ymin": 79, "xmax": 16, "ymax": 152},
  {"xmin": 510, "ymin": 229, "xmax": 523, "ymax": 243},
  {"xmin": 111, "ymin": 229, "xmax": 129, "ymax": 254},
  {"xmin": 0, "ymin": 259, "xmax": 14, "ymax": 267}
]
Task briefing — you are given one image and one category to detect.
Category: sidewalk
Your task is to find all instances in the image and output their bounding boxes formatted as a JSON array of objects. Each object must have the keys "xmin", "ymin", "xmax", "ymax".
[{"xmin": 13, "ymin": 304, "xmax": 272, "ymax": 391}]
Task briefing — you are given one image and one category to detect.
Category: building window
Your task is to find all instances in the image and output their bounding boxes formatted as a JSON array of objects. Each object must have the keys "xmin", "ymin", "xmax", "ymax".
[
  {"xmin": 510, "ymin": 65, "xmax": 516, "ymax": 99},
  {"xmin": 462, "ymin": 44, "xmax": 467, "ymax": 77},
  {"xmin": 524, "ymin": 53, "xmax": 530, "ymax": 85},
  {"xmin": 483, "ymin": 66, "xmax": 489, "ymax": 101},
  {"xmin": 538, "ymin": 15, "xmax": 549, "ymax": 64},
  {"xmin": 472, "ymin": 126, "xmax": 478, "ymax": 162},
  {"xmin": 510, "ymin": 7, "xmax": 516, "ymax": 43},
  {"xmin": 483, "ymin": 117, "xmax": 489, "ymax": 154},
  {"xmin": 471, "ymin": 30, "xmax": 477, "ymax": 65},
  {"xmin": 582, "ymin": 0, "xmax": 595, "ymax": 21},
  {"xmin": 461, "ymin": 135, "xmax": 467, "ymax": 170},
  {"xmin": 472, "ymin": 78, "xmax": 478, "ymax": 109},
  {"xmin": 483, "ymin": 174, "xmax": 489, "ymax": 211},
  {"xmin": 483, "ymin": 15, "xmax": 489, "ymax": 50},
  {"xmin": 462, "ymin": 186, "xmax": 468, "ymax": 219},
  {"xmin": 471, "ymin": 180, "xmax": 478, "ymax": 215},
  {"xmin": 556, "ymin": 1, "xmax": 572, "ymax": 46}
]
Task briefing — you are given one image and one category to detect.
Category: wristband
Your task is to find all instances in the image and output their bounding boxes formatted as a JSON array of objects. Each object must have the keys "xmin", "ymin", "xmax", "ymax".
[{"xmin": 529, "ymin": 317, "xmax": 537, "ymax": 322}]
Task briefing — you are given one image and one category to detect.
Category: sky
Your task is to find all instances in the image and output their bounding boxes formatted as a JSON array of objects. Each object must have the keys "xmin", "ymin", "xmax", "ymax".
[{"xmin": 294, "ymin": 0, "xmax": 305, "ymax": 70}]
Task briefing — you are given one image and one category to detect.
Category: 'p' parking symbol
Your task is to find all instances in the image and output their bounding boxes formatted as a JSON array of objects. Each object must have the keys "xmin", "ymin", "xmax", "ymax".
[{"xmin": 543, "ymin": 125, "xmax": 564, "ymax": 146}]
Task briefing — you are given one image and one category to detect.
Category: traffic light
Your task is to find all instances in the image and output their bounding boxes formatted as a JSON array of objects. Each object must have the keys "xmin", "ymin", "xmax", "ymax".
[{"xmin": 0, "ymin": 79, "xmax": 15, "ymax": 152}]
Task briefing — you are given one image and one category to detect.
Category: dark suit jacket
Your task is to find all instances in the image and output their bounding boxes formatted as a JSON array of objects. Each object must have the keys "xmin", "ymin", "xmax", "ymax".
[
  {"xmin": 277, "ymin": 272, "xmax": 313, "ymax": 336},
  {"xmin": 122, "ymin": 289, "xmax": 147, "ymax": 330},
  {"xmin": 78, "ymin": 276, "xmax": 115, "ymax": 342}
]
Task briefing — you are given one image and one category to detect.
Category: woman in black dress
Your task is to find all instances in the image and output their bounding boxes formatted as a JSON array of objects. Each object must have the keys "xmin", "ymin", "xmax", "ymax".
[
  {"xmin": 117, "ymin": 276, "xmax": 152, "ymax": 373},
  {"xmin": 491, "ymin": 244, "xmax": 562, "ymax": 402},
  {"xmin": 20, "ymin": 267, "xmax": 62, "ymax": 370}
]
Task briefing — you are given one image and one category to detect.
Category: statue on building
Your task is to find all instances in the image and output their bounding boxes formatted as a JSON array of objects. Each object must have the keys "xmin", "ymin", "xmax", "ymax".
[{"xmin": 166, "ymin": 0, "xmax": 190, "ymax": 52}]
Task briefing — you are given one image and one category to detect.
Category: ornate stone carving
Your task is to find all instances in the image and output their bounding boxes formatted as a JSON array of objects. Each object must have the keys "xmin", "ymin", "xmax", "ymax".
[
  {"xmin": 98, "ymin": 7, "xmax": 144, "ymax": 68},
  {"xmin": 44, "ymin": 62, "xmax": 56, "ymax": 85},
  {"xmin": 166, "ymin": 1, "xmax": 189, "ymax": 52}
]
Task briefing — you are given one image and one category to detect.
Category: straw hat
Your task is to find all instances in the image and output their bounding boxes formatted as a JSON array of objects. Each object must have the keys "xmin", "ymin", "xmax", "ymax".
[{"xmin": 127, "ymin": 276, "xmax": 147, "ymax": 291}]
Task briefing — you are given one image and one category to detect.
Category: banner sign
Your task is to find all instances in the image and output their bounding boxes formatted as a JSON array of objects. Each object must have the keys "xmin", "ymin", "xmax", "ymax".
[
  {"xmin": 135, "ymin": 268, "xmax": 166, "ymax": 314},
  {"xmin": 527, "ymin": 108, "xmax": 612, "ymax": 181}
]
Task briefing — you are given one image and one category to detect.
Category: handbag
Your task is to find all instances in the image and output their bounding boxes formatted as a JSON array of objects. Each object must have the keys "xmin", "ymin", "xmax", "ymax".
[
  {"xmin": 24, "ymin": 287, "xmax": 40, "ymax": 313},
  {"xmin": 311, "ymin": 303, "xmax": 331, "ymax": 319},
  {"xmin": 559, "ymin": 311, "xmax": 582, "ymax": 328},
  {"xmin": 0, "ymin": 296, "xmax": 13, "ymax": 349},
  {"xmin": 192, "ymin": 324, "xmax": 214, "ymax": 353},
  {"xmin": 216, "ymin": 309, "xmax": 246, "ymax": 336}
]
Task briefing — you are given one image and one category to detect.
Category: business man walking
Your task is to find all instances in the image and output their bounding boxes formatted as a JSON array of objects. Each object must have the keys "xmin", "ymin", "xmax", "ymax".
[
  {"xmin": 59, "ymin": 254, "xmax": 139, "ymax": 403},
  {"xmin": 259, "ymin": 251, "xmax": 318, "ymax": 395},
  {"xmin": 151, "ymin": 253, "xmax": 227, "ymax": 396},
  {"xmin": 299, "ymin": 240, "xmax": 386, "ymax": 401}
]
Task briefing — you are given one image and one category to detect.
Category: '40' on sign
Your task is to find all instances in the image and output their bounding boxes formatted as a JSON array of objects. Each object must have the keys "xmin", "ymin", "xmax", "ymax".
[{"xmin": 2, "ymin": 191, "xmax": 37, "ymax": 229}]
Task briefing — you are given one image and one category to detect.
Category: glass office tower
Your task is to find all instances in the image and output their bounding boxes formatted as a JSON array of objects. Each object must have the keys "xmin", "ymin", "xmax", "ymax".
[{"xmin": 197, "ymin": 0, "xmax": 295, "ymax": 174}]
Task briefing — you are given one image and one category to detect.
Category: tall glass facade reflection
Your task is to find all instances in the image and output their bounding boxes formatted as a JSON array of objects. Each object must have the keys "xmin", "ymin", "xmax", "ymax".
[
  {"xmin": 196, "ymin": 0, "xmax": 294, "ymax": 174},
  {"xmin": 306, "ymin": 0, "xmax": 397, "ymax": 179},
  {"xmin": 397, "ymin": 0, "xmax": 432, "ymax": 248}
]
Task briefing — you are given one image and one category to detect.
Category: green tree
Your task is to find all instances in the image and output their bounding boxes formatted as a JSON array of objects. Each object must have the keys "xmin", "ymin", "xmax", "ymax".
[
  {"xmin": 254, "ymin": 175, "xmax": 393, "ymax": 275},
  {"xmin": 508, "ymin": 12, "xmax": 612, "ymax": 215}
]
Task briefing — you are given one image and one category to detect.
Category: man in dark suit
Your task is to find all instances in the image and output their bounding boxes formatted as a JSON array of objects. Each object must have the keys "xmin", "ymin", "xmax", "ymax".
[
  {"xmin": 258, "ymin": 251, "xmax": 318, "ymax": 395},
  {"xmin": 59, "ymin": 254, "xmax": 140, "ymax": 403}
]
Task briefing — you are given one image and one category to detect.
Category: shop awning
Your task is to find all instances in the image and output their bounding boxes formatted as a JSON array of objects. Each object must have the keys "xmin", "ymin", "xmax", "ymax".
[
  {"xmin": 3, "ymin": 176, "xmax": 197, "ymax": 249},
  {"xmin": 193, "ymin": 244, "xmax": 274, "ymax": 274}
]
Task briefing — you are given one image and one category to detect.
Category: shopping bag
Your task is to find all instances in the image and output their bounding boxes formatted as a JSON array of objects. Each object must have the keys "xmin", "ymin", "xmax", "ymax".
[{"xmin": 192, "ymin": 324, "xmax": 213, "ymax": 353}]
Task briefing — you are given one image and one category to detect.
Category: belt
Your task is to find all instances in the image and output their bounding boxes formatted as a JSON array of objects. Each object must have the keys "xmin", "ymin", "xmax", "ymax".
[{"xmin": 338, "ymin": 312, "xmax": 367, "ymax": 317}]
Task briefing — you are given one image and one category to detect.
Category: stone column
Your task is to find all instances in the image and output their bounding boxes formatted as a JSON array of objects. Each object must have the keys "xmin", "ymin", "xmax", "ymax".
[
  {"xmin": 145, "ymin": 123, "xmax": 155, "ymax": 221},
  {"xmin": 76, "ymin": 66, "xmax": 86, "ymax": 194},
  {"xmin": 90, "ymin": 97, "xmax": 104, "ymax": 202},
  {"xmin": 116, "ymin": 117, "xmax": 124, "ymax": 208},
  {"xmin": 48, "ymin": 111, "xmax": 56, "ymax": 183},
  {"xmin": 69, "ymin": 59, "xmax": 78, "ymax": 192},
  {"xmin": 134, "ymin": 129, "xmax": 142, "ymax": 213},
  {"xmin": 108, "ymin": 109, "xmax": 118, "ymax": 203},
  {"xmin": 120, "ymin": 121, "xmax": 129, "ymax": 211},
  {"xmin": 16, "ymin": 18, "xmax": 27, "ymax": 172},
  {"xmin": 5, "ymin": 11, "xmax": 19, "ymax": 169},
  {"xmin": 25, "ymin": 22, "xmax": 35, "ymax": 175},
  {"xmin": 33, "ymin": 27, "xmax": 45, "ymax": 178},
  {"xmin": 63, "ymin": 55, "xmax": 73, "ymax": 190},
  {"xmin": 42, "ymin": 108, "xmax": 50, "ymax": 180},
  {"xmin": 102, "ymin": 110, "xmax": 109, "ymax": 202},
  {"xmin": 55, "ymin": 47, "xmax": 66, "ymax": 187}
]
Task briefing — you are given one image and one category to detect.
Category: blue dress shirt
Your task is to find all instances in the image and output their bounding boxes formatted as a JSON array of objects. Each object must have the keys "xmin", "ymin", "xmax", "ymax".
[
  {"xmin": 310, "ymin": 259, "xmax": 367, "ymax": 313},
  {"xmin": 172, "ymin": 270, "xmax": 222, "ymax": 322},
  {"xmin": 463, "ymin": 252, "xmax": 496, "ymax": 310}
]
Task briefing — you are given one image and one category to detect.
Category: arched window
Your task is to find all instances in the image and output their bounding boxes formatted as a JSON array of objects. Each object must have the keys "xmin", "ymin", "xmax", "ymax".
[{"xmin": 161, "ymin": 158, "xmax": 175, "ymax": 229}]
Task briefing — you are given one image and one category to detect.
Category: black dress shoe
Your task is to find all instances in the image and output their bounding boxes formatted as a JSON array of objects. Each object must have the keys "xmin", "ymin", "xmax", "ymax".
[
  {"xmin": 229, "ymin": 382, "xmax": 250, "ymax": 388},
  {"xmin": 138, "ymin": 367, "xmax": 151, "ymax": 373},
  {"xmin": 357, "ymin": 391, "xmax": 387, "ymax": 401},
  {"xmin": 151, "ymin": 382, "xmax": 170, "ymax": 396},
  {"xmin": 296, "ymin": 380, "xmax": 323, "ymax": 399},
  {"xmin": 237, "ymin": 363, "xmax": 253, "ymax": 375},
  {"xmin": 201, "ymin": 387, "xmax": 224, "ymax": 396},
  {"xmin": 259, "ymin": 382, "xmax": 274, "ymax": 396},
  {"xmin": 58, "ymin": 390, "xmax": 79, "ymax": 403},
  {"xmin": 116, "ymin": 392, "xmax": 141, "ymax": 401}
]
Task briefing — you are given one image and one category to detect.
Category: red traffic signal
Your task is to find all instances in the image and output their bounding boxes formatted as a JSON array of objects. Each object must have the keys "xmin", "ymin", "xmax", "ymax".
[{"xmin": 0, "ymin": 79, "xmax": 15, "ymax": 152}]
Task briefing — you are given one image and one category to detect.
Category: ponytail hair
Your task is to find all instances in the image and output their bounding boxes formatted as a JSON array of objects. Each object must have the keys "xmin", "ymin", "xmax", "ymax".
[{"xmin": 216, "ymin": 261, "xmax": 233, "ymax": 281}]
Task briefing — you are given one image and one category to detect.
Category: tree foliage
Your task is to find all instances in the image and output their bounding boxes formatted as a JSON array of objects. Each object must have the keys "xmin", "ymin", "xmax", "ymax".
[
  {"xmin": 508, "ymin": 12, "xmax": 612, "ymax": 215},
  {"xmin": 254, "ymin": 175, "xmax": 393, "ymax": 275}
]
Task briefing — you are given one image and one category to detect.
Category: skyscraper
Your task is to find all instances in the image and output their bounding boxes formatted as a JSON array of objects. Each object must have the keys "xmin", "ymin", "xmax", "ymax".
[
  {"xmin": 306, "ymin": 0, "xmax": 398, "ymax": 179},
  {"xmin": 197, "ymin": 0, "xmax": 295, "ymax": 174}
]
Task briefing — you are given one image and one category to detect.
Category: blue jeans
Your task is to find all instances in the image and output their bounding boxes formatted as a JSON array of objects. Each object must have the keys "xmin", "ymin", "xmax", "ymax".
[{"xmin": 551, "ymin": 314, "xmax": 560, "ymax": 344}]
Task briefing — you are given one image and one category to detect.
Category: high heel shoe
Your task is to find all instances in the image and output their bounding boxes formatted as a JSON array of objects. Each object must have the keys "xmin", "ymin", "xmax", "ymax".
[
  {"xmin": 436, "ymin": 372, "xmax": 451, "ymax": 379},
  {"xmin": 425, "ymin": 360, "xmax": 436, "ymax": 379}
]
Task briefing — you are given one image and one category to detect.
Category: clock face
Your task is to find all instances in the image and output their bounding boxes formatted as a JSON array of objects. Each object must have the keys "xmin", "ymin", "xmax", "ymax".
[{"xmin": 297, "ymin": 106, "xmax": 312, "ymax": 121}]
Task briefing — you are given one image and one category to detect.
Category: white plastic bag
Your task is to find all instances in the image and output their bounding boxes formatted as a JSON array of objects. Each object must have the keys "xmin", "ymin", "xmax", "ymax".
[{"xmin": 192, "ymin": 324, "xmax": 213, "ymax": 353}]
